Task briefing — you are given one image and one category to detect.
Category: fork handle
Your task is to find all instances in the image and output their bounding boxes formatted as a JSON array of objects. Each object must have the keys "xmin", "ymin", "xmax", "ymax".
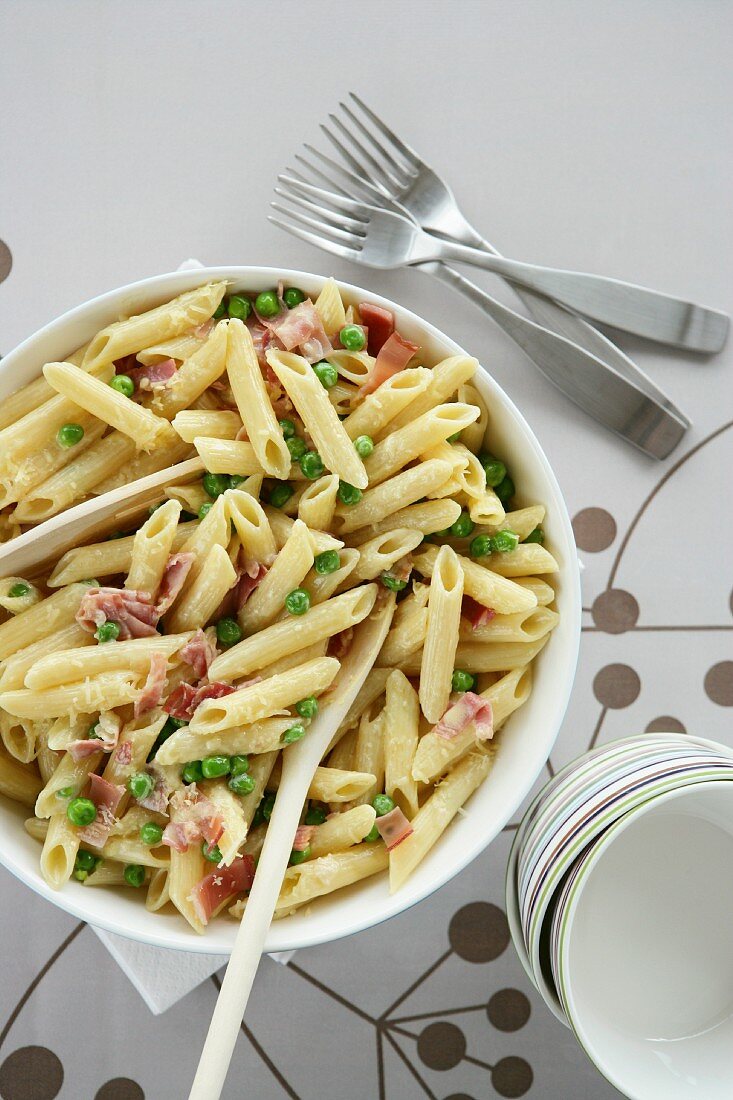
[
  {"xmin": 421, "ymin": 261, "xmax": 688, "ymax": 460},
  {"xmin": 419, "ymin": 241, "xmax": 728, "ymax": 353}
]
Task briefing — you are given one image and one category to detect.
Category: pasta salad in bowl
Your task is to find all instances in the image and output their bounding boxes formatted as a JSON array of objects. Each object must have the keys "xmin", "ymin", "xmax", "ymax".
[{"xmin": 0, "ymin": 269, "xmax": 580, "ymax": 953}]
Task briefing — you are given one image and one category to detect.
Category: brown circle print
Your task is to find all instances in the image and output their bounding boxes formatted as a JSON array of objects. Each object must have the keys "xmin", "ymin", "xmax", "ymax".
[
  {"xmin": 704, "ymin": 661, "xmax": 733, "ymax": 707},
  {"xmin": 449, "ymin": 902, "xmax": 509, "ymax": 963},
  {"xmin": 487, "ymin": 988, "xmax": 531, "ymax": 1032},
  {"xmin": 593, "ymin": 663, "xmax": 641, "ymax": 709},
  {"xmin": 0, "ymin": 1047, "xmax": 63, "ymax": 1100},
  {"xmin": 416, "ymin": 1021, "xmax": 466, "ymax": 1071},
  {"xmin": 572, "ymin": 507, "xmax": 616, "ymax": 552},
  {"xmin": 591, "ymin": 589, "xmax": 639, "ymax": 634}
]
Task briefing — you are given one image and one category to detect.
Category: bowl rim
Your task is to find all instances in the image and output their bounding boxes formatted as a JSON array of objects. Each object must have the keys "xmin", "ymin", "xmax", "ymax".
[
  {"xmin": 0, "ymin": 264, "xmax": 582, "ymax": 953},
  {"xmin": 555, "ymin": 777, "xmax": 733, "ymax": 1100}
]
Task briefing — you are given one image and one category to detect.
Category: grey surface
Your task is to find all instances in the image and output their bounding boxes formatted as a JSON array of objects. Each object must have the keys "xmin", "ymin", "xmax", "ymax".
[{"xmin": 0, "ymin": 2, "xmax": 731, "ymax": 1098}]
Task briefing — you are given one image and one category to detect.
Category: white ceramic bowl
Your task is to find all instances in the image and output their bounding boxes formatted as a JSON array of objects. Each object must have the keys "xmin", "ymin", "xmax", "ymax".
[
  {"xmin": 553, "ymin": 781, "xmax": 733, "ymax": 1100},
  {"xmin": 0, "ymin": 266, "xmax": 581, "ymax": 953}
]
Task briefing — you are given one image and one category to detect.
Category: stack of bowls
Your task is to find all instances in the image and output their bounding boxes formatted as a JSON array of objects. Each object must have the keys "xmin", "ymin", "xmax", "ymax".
[{"xmin": 506, "ymin": 732, "xmax": 733, "ymax": 1098}]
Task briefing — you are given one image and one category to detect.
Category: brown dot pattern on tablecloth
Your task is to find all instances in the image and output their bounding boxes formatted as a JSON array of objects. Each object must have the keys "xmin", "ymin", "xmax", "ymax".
[
  {"xmin": 491, "ymin": 1055, "xmax": 534, "ymax": 1098},
  {"xmin": 443, "ymin": 1095, "xmax": 476, "ymax": 1100},
  {"xmin": 572, "ymin": 507, "xmax": 616, "ymax": 552},
  {"xmin": 94, "ymin": 1080, "xmax": 145, "ymax": 1100},
  {"xmin": 417, "ymin": 1021, "xmax": 466, "ymax": 1071},
  {"xmin": 593, "ymin": 663, "xmax": 641, "ymax": 709},
  {"xmin": 0, "ymin": 1046, "xmax": 63, "ymax": 1100},
  {"xmin": 591, "ymin": 589, "xmax": 639, "ymax": 633},
  {"xmin": 704, "ymin": 661, "xmax": 733, "ymax": 706},
  {"xmin": 448, "ymin": 902, "xmax": 509, "ymax": 962},
  {"xmin": 0, "ymin": 240, "xmax": 11, "ymax": 284},
  {"xmin": 646, "ymin": 716, "xmax": 686, "ymax": 734},
  {"xmin": 487, "ymin": 988, "xmax": 531, "ymax": 1032}
]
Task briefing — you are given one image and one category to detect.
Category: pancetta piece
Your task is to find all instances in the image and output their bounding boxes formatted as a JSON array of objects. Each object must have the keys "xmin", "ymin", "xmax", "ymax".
[
  {"xmin": 462, "ymin": 595, "xmax": 496, "ymax": 631},
  {"xmin": 155, "ymin": 553, "xmax": 195, "ymax": 615},
  {"xmin": 66, "ymin": 712, "xmax": 121, "ymax": 760},
  {"xmin": 189, "ymin": 855, "xmax": 256, "ymax": 926},
  {"xmin": 359, "ymin": 332, "xmax": 419, "ymax": 396},
  {"xmin": 433, "ymin": 692, "xmax": 494, "ymax": 742},
  {"xmin": 127, "ymin": 358, "xmax": 177, "ymax": 393},
  {"xmin": 134, "ymin": 652, "xmax": 168, "ymax": 717},
  {"xmin": 164, "ymin": 681, "xmax": 236, "ymax": 722},
  {"xmin": 375, "ymin": 806, "xmax": 413, "ymax": 850},
  {"xmin": 77, "ymin": 774, "xmax": 125, "ymax": 848},
  {"xmin": 180, "ymin": 629, "xmax": 218, "ymax": 680},
  {"xmin": 76, "ymin": 587, "xmax": 159, "ymax": 639},
  {"xmin": 358, "ymin": 302, "xmax": 395, "ymax": 354}
]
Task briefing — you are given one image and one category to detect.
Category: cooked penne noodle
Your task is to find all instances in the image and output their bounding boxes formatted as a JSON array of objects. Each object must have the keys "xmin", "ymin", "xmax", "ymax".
[
  {"xmin": 266, "ymin": 350, "xmax": 368, "ymax": 489},
  {"xmin": 324, "ymin": 348, "xmax": 373, "ymax": 385},
  {"xmin": 334, "ymin": 458, "xmax": 453, "ymax": 534},
  {"xmin": 297, "ymin": 474, "xmax": 339, "ymax": 531},
  {"xmin": 200, "ymin": 780, "xmax": 247, "ymax": 866},
  {"xmin": 0, "ymin": 712, "xmax": 38, "ymax": 764},
  {"xmin": 339, "ymin": 668, "xmax": 391, "ymax": 737},
  {"xmin": 102, "ymin": 835, "xmax": 169, "ymax": 869},
  {"xmin": 192, "ymin": 437, "xmax": 263, "ymax": 477},
  {"xmin": 467, "ymin": 488, "xmax": 505, "ymax": 526},
  {"xmin": 165, "ymin": 544, "xmax": 236, "ymax": 633},
  {"xmin": 377, "ymin": 581, "xmax": 430, "ymax": 667},
  {"xmin": 225, "ymin": 319, "xmax": 290, "ymax": 478},
  {"xmin": 189, "ymin": 657, "xmax": 340, "ymax": 734},
  {"xmin": 164, "ymin": 483, "xmax": 210, "ymax": 514},
  {"xmin": 0, "ymin": 415, "xmax": 106, "ymax": 509},
  {"xmin": 0, "ymin": 342, "xmax": 92, "ymax": 430},
  {"xmin": 383, "ymin": 671, "xmax": 420, "ymax": 819},
  {"xmin": 420, "ymin": 546, "xmax": 464, "ymax": 723},
  {"xmin": 210, "ymin": 585, "xmax": 376, "ymax": 681},
  {"xmin": 35, "ymin": 727, "xmax": 62, "ymax": 784},
  {"xmin": 421, "ymin": 441, "xmax": 468, "ymax": 499},
  {"xmin": 326, "ymin": 727, "xmax": 358, "ymax": 772},
  {"xmin": 457, "ymin": 382, "xmax": 489, "ymax": 453},
  {"xmin": 0, "ymin": 670, "xmax": 140, "ymax": 720},
  {"xmin": 514, "ymin": 576, "xmax": 555, "ymax": 606},
  {"xmin": 177, "ymin": 493, "xmax": 229, "ymax": 591},
  {"xmin": 227, "ymin": 490, "xmax": 277, "ymax": 564},
  {"xmin": 305, "ymin": 767, "xmax": 377, "ymax": 804},
  {"xmin": 126, "ymin": 498, "xmax": 181, "ymax": 594},
  {"xmin": 459, "ymin": 606, "xmax": 559, "ymax": 644},
  {"xmin": 413, "ymin": 544, "xmax": 537, "ymax": 615},
  {"xmin": 35, "ymin": 750, "xmax": 102, "ymax": 817},
  {"xmin": 82, "ymin": 282, "xmax": 226, "ymax": 371},
  {"xmin": 0, "ymin": 577, "xmax": 42, "ymax": 615},
  {"xmin": 0, "ymin": 584, "xmax": 87, "ymax": 661},
  {"xmin": 171, "ymin": 409, "xmax": 242, "ymax": 443},
  {"xmin": 238, "ymin": 518, "xmax": 314, "ymax": 634},
  {"xmin": 40, "ymin": 814, "xmax": 80, "ymax": 889},
  {"xmin": 305, "ymin": 547, "xmax": 360, "ymax": 605},
  {"xmin": 314, "ymin": 277, "xmax": 347, "ymax": 334},
  {"xmin": 274, "ymin": 844, "xmax": 388, "ymax": 914},
  {"xmin": 145, "ymin": 868, "xmax": 171, "ymax": 912},
  {"xmin": 342, "ymin": 367, "xmax": 431, "ymax": 441},
  {"xmin": 309, "ymin": 805, "xmax": 377, "ymax": 858},
  {"xmin": 346, "ymin": 529, "xmax": 423, "ymax": 585},
  {"xmin": 89, "ymin": 439, "xmax": 195, "ymax": 493},
  {"xmin": 390, "ymin": 748, "xmax": 493, "ymax": 891},
  {"xmin": 151, "ymin": 321, "xmax": 228, "ymax": 418},
  {"xmin": 169, "ymin": 845, "xmax": 208, "ymax": 934},
  {"xmin": 264, "ymin": 507, "xmax": 342, "ymax": 553},
  {"xmin": 346, "ymin": 498, "xmax": 461, "ymax": 547},
  {"xmin": 383, "ymin": 355, "xmax": 479, "ymax": 435},
  {"xmin": 0, "ymin": 748, "xmax": 43, "ymax": 807},
  {"xmin": 483, "ymin": 544, "xmax": 559, "ymax": 576},
  {"xmin": 136, "ymin": 331, "xmax": 208, "ymax": 368},
  {"xmin": 155, "ymin": 716, "xmax": 294, "ymax": 764},
  {"xmin": 240, "ymin": 751, "xmax": 278, "ymax": 830},
  {"xmin": 364, "ymin": 403, "xmax": 479, "ymax": 486},
  {"xmin": 348, "ymin": 703, "xmax": 385, "ymax": 808},
  {"xmin": 401, "ymin": 635, "xmax": 548, "ymax": 676},
  {"xmin": 24, "ymin": 633, "xmax": 190, "ymax": 691},
  {"xmin": 47, "ymin": 522, "xmax": 198, "ymax": 587}
]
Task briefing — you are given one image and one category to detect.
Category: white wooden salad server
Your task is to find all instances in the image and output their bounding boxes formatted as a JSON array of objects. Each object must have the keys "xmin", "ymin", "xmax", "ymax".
[{"xmin": 188, "ymin": 590, "xmax": 396, "ymax": 1100}]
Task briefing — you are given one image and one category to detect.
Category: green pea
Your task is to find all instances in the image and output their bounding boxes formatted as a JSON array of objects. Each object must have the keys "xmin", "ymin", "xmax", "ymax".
[
  {"xmin": 7, "ymin": 582, "xmax": 30, "ymax": 598},
  {"xmin": 469, "ymin": 534, "xmax": 493, "ymax": 558},
  {"xmin": 216, "ymin": 617, "xmax": 242, "ymax": 649},
  {"xmin": 148, "ymin": 501, "xmax": 164, "ymax": 516},
  {"xmin": 299, "ymin": 451, "xmax": 324, "ymax": 480},
  {"xmin": 339, "ymin": 324, "xmax": 366, "ymax": 352},
  {"xmin": 95, "ymin": 620, "xmax": 120, "ymax": 643},
  {"xmin": 110, "ymin": 374, "xmax": 134, "ymax": 398},
  {"xmin": 312, "ymin": 361, "xmax": 338, "ymax": 389},
  {"xmin": 295, "ymin": 696, "xmax": 318, "ymax": 720},
  {"xmin": 56, "ymin": 787, "xmax": 76, "ymax": 799},
  {"xmin": 182, "ymin": 760, "xmax": 204, "ymax": 785},
  {"xmin": 255, "ymin": 290, "xmax": 280, "ymax": 318},
  {"xmin": 269, "ymin": 482, "xmax": 293, "ymax": 507},
  {"xmin": 73, "ymin": 868, "xmax": 90, "ymax": 882},
  {"xmin": 127, "ymin": 773, "xmax": 154, "ymax": 800},
  {"xmin": 228, "ymin": 772, "xmax": 256, "ymax": 795},
  {"xmin": 372, "ymin": 793, "xmax": 396, "ymax": 817},
  {"xmin": 495, "ymin": 475, "xmax": 515, "ymax": 504},
  {"xmin": 198, "ymin": 502, "xmax": 213, "ymax": 520},
  {"xmin": 227, "ymin": 294, "xmax": 251, "ymax": 320},
  {"xmin": 525, "ymin": 526, "xmax": 545, "ymax": 545},
  {"xmin": 337, "ymin": 481, "xmax": 362, "ymax": 506},
  {"xmin": 67, "ymin": 797, "xmax": 97, "ymax": 827},
  {"xmin": 446, "ymin": 431, "xmax": 462, "ymax": 444},
  {"xmin": 75, "ymin": 849, "xmax": 98, "ymax": 873},
  {"xmin": 228, "ymin": 475, "xmax": 247, "ymax": 490},
  {"xmin": 492, "ymin": 529, "xmax": 520, "ymax": 553},
  {"xmin": 202, "ymin": 472, "xmax": 229, "ymax": 499},
  {"xmin": 380, "ymin": 571, "xmax": 407, "ymax": 592},
  {"xmin": 123, "ymin": 864, "xmax": 146, "ymax": 887},
  {"xmin": 304, "ymin": 805, "xmax": 327, "ymax": 826},
  {"xmin": 230, "ymin": 755, "xmax": 250, "ymax": 776},
  {"xmin": 57, "ymin": 423, "xmax": 84, "ymax": 448},
  {"xmin": 87, "ymin": 722, "xmax": 101, "ymax": 740},
  {"xmin": 81, "ymin": 578, "xmax": 99, "ymax": 586},
  {"xmin": 353, "ymin": 434, "xmax": 374, "ymax": 457},
  {"xmin": 202, "ymin": 841, "xmax": 223, "ymax": 863},
  {"xmin": 261, "ymin": 792, "xmax": 276, "ymax": 821},
  {"xmin": 480, "ymin": 455, "xmax": 507, "ymax": 489},
  {"xmin": 283, "ymin": 287, "xmax": 306, "ymax": 309},
  {"xmin": 282, "ymin": 723, "xmax": 306, "ymax": 744},
  {"xmin": 285, "ymin": 588, "xmax": 310, "ymax": 616},
  {"xmin": 364, "ymin": 824, "xmax": 380, "ymax": 842},
  {"xmin": 289, "ymin": 846, "xmax": 311, "ymax": 866},
  {"xmin": 201, "ymin": 755, "xmax": 231, "ymax": 779},
  {"xmin": 213, "ymin": 299, "xmax": 228, "ymax": 320},
  {"xmin": 314, "ymin": 549, "xmax": 341, "ymax": 575},
  {"xmin": 449, "ymin": 511, "xmax": 475, "ymax": 538},
  {"xmin": 140, "ymin": 822, "xmax": 164, "ymax": 846},
  {"xmin": 286, "ymin": 436, "xmax": 307, "ymax": 461},
  {"xmin": 451, "ymin": 669, "xmax": 476, "ymax": 693},
  {"xmin": 278, "ymin": 418, "xmax": 296, "ymax": 439}
]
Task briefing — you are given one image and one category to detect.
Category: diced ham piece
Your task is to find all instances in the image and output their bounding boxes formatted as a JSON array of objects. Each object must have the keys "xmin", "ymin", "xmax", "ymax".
[
  {"xmin": 127, "ymin": 358, "xmax": 177, "ymax": 393},
  {"xmin": 293, "ymin": 825, "xmax": 315, "ymax": 852},
  {"xmin": 359, "ymin": 332, "xmax": 419, "ymax": 396},
  {"xmin": 375, "ymin": 806, "xmax": 413, "ymax": 850},
  {"xmin": 114, "ymin": 740, "xmax": 133, "ymax": 767},
  {"xmin": 164, "ymin": 680, "xmax": 236, "ymax": 722},
  {"xmin": 236, "ymin": 561, "xmax": 268, "ymax": 612},
  {"xmin": 76, "ymin": 587, "xmax": 159, "ymax": 639},
  {"xmin": 180, "ymin": 629, "xmax": 218, "ymax": 680},
  {"xmin": 162, "ymin": 819, "xmax": 200, "ymax": 853},
  {"xmin": 257, "ymin": 299, "xmax": 333, "ymax": 364},
  {"xmin": 391, "ymin": 554, "xmax": 414, "ymax": 585},
  {"xmin": 77, "ymin": 774, "xmax": 125, "ymax": 848},
  {"xmin": 134, "ymin": 652, "xmax": 168, "ymax": 717},
  {"xmin": 433, "ymin": 692, "xmax": 494, "ymax": 742},
  {"xmin": 66, "ymin": 712, "xmax": 121, "ymax": 761},
  {"xmin": 358, "ymin": 302, "xmax": 395, "ymax": 355},
  {"xmin": 189, "ymin": 855, "xmax": 255, "ymax": 926},
  {"xmin": 162, "ymin": 787, "xmax": 224, "ymax": 852},
  {"xmin": 193, "ymin": 318, "xmax": 216, "ymax": 339},
  {"xmin": 328, "ymin": 627, "xmax": 354, "ymax": 660},
  {"xmin": 462, "ymin": 595, "xmax": 496, "ymax": 631},
  {"xmin": 155, "ymin": 552, "xmax": 195, "ymax": 616}
]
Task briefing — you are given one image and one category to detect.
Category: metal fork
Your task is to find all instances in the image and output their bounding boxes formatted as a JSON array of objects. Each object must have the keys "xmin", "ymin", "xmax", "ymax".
[
  {"xmin": 271, "ymin": 186, "xmax": 727, "ymax": 349},
  {"xmin": 271, "ymin": 96, "xmax": 693, "ymax": 459}
]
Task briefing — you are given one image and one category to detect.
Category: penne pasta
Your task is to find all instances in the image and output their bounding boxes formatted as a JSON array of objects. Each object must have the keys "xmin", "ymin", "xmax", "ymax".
[
  {"xmin": 171, "ymin": 409, "xmax": 242, "ymax": 443},
  {"xmin": 383, "ymin": 671, "xmax": 420, "ymax": 819},
  {"xmin": 342, "ymin": 366, "xmax": 431, "ymax": 441},
  {"xmin": 333, "ymin": 458, "xmax": 453, "ymax": 534},
  {"xmin": 413, "ymin": 544, "xmax": 537, "ymax": 614},
  {"xmin": 225, "ymin": 319, "xmax": 291, "ymax": 478},
  {"xmin": 364, "ymin": 403, "xmax": 479, "ymax": 486},
  {"xmin": 238, "ymin": 518, "xmax": 314, "ymax": 634},
  {"xmin": 420, "ymin": 546, "xmax": 464, "ymax": 723}
]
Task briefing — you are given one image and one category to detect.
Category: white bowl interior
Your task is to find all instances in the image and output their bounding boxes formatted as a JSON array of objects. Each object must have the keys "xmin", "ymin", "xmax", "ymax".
[
  {"xmin": 0, "ymin": 267, "xmax": 581, "ymax": 953},
  {"xmin": 561, "ymin": 781, "xmax": 733, "ymax": 1100}
]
